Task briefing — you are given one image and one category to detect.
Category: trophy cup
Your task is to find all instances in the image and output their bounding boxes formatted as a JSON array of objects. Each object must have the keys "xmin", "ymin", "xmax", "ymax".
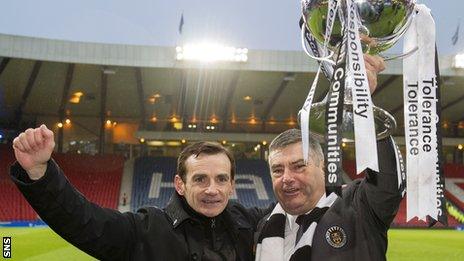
[
  {"xmin": 298, "ymin": 0, "xmax": 416, "ymax": 187},
  {"xmin": 301, "ymin": 0, "xmax": 416, "ymax": 141},
  {"xmin": 300, "ymin": 0, "xmax": 446, "ymax": 225}
]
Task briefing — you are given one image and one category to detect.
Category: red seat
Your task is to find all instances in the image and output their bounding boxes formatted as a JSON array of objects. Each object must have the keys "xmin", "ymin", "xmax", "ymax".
[{"xmin": 0, "ymin": 144, "xmax": 123, "ymax": 221}]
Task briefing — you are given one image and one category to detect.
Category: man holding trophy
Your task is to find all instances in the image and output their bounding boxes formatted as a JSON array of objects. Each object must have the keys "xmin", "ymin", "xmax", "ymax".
[
  {"xmin": 255, "ymin": 0, "xmax": 446, "ymax": 260},
  {"xmin": 254, "ymin": 61, "xmax": 399, "ymax": 261}
]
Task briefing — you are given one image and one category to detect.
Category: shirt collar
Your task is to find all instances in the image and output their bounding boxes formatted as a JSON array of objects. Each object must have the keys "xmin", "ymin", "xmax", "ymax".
[
  {"xmin": 164, "ymin": 192, "xmax": 193, "ymax": 228},
  {"xmin": 285, "ymin": 192, "xmax": 338, "ymax": 230}
]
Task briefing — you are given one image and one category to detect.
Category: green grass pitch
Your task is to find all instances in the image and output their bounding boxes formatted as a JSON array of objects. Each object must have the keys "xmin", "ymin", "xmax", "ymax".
[
  {"xmin": 0, "ymin": 227, "xmax": 95, "ymax": 260},
  {"xmin": 1, "ymin": 227, "xmax": 463, "ymax": 260}
]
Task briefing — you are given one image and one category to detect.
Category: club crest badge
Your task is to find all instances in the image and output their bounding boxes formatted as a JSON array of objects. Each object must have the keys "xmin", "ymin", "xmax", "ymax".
[{"xmin": 325, "ymin": 225, "xmax": 347, "ymax": 248}]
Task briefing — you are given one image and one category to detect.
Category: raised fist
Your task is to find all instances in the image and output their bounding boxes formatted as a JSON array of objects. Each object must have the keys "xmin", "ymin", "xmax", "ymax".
[{"xmin": 12, "ymin": 124, "xmax": 55, "ymax": 180}]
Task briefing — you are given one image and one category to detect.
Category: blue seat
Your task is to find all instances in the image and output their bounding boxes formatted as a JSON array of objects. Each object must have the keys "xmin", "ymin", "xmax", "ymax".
[{"xmin": 131, "ymin": 157, "xmax": 275, "ymax": 210}]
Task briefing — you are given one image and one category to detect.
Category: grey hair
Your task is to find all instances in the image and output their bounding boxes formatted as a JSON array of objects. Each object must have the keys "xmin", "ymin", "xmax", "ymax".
[{"xmin": 269, "ymin": 128, "xmax": 324, "ymax": 166}]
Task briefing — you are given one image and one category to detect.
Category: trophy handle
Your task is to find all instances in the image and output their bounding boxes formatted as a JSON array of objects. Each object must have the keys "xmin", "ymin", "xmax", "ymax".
[{"xmin": 381, "ymin": 46, "xmax": 419, "ymax": 61}]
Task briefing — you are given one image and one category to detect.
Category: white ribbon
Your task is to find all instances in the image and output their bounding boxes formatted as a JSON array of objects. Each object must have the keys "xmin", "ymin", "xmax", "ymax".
[
  {"xmin": 403, "ymin": 4, "xmax": 439, "ymax": 222},
  {"xmin": 299, "ymin": 0, "xmax": 339, "ymax": 163},
  {"xmin": 346, "ymin": 0, "xmax": 378, "ymax": 173},
  {"xmin": 300, "ymin": 68, "xmax": 321, "ymax": 163}
]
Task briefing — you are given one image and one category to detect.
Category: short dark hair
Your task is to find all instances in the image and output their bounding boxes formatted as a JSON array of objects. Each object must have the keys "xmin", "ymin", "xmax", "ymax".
[
  {"xmin": 177, "ymin": 141, "xmax": 236, "ymax": 182},
  {"xmin": 269, "ymin": 128, "xmax": 323, "ymax": 166}
]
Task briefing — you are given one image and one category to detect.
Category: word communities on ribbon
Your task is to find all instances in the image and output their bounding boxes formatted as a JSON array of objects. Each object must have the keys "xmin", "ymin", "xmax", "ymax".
[{"xmin": 324, "ymin": 55, "xmax": 345, "ymax": 196}]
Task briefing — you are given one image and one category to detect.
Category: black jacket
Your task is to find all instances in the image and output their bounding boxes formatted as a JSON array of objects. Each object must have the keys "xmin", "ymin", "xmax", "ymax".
[
  {"xmin": 10, "ymin": 160, "xmax": 272, "ymax": 260},
  {"xmin": 255, "ymin": 138, "xmax": 402, "ymax": 261}
]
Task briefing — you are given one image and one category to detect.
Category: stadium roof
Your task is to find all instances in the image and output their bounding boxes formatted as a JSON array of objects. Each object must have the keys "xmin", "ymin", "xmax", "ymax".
[{"xmin": 0, "ymin": 33, "xmax": 463, "ymax": 146}]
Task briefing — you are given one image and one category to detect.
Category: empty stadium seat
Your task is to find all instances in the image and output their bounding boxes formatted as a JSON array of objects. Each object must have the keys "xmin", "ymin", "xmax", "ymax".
[
  {"xmin": 2, "ymin": 143, "xmax": 463, "ymax": 228},
  {"xmin": 131, "ymin": 157, "xmax": 275, "ymax": 211},
  {"xmin": 0, "ymin": 144, "xmax": 123, "ymax": 221}
]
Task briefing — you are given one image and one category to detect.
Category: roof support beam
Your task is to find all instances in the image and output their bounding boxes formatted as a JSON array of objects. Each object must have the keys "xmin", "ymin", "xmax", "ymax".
[
  {"xmin": 15, "ymin": 61, "xmax": 42, "ymax": 128},
  {"xmin": 99, "ymin": 70, "xmax": 108, "ymax": 154},
  {"xmin": 57, "ymin": 63, "xmax": 75, "ymax": 153},
  {"xmin": 71, "ymin": 119, "xmax": 99, "ymax": 137},
  {"xmin": 178, "ymin": 70, "xmax": 188, "ymax": 128},
  {"xmin": 164, "ymin": 70, "xmax": 187, "ymax": 132},
  {"xmin": 0, "ymin": 57, "xmax": 10, "ymax": 77},
  {"xmin": 261, "ymin": 72, "xmax": 294, "ymax": 131},
  {"xmin": 135, "ymin": 67, "xmax": 147, "ymax": 129},
  {"xmin": 222, "ymin": 71, "xmax": 240, "ymax": 131}
]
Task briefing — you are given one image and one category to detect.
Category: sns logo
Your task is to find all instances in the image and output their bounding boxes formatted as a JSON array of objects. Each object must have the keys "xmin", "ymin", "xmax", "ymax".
[{"xmin": 3, "ymin": 237, "xmax": 11, "ymax": 258}]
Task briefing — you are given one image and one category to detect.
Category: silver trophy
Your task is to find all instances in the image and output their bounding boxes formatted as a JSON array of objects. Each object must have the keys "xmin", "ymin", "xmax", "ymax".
[{"xmin": 301, "ymin": 0, "xmax": 416, "ymax": 141}]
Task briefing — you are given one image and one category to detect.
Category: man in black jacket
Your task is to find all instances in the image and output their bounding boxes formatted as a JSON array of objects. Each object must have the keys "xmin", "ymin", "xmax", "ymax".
[
  {"xmin": 11, "ymin": 131, "xmax": 272, "ymax": 260},
  {"xmin": 255, "ymin": 55, "xmax": 403, "ymax": 261},
  {"xmin": 255, "ymin": 129, "xmax": 402, "ymax": 261}
]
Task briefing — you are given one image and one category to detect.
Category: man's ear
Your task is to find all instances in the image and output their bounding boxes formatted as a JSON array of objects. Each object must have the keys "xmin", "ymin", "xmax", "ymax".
[
  {"xmin": 174, "ymin": 175, "xmax": 185, "ymax": 195},
  {"xmin": 229, "ymin": 179, "xmax": 236, "ymax": 196}
]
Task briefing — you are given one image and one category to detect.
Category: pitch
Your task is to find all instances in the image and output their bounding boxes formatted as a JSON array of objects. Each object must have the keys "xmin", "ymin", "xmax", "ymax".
[{"xmin": 1, "ymin": 227, "xmax": 463, "ymax": 260}]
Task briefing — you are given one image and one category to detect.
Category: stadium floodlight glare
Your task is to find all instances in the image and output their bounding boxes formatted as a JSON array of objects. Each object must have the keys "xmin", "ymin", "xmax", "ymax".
[
  {"xmin": 453, "ymin": 53, "xmax": 464, "ymax": 69},
  {"xmin": 175, "ymin": 43, "xmax": 248, "ymax": 62}
]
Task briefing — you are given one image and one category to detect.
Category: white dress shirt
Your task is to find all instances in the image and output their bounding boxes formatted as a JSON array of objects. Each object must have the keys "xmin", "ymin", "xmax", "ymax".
[
  {"xmin": 283, "ymin": 213, "xmax": 299, "ymax": 260},
  {"xmin": 282, "ymin": 192, "xmax": 338, "ymax": 260}
]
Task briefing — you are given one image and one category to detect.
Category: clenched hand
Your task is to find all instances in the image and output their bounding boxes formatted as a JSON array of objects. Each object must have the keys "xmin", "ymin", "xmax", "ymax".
[{"xmin": 13, "ymin": 124, "xmax": 55, "ymax": 180}]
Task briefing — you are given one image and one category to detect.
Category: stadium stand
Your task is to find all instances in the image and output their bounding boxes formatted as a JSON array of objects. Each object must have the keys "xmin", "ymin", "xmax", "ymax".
[
  {"xmin": 444, "ymin": 164, "xmax": 464, "ymax": 210},
  {"xmin": 131, "ymin": 157, "xmax": 275, "ymax": 211},
  {"xmin": 0, "ymin": 144, "xmax": 124, "ymax": 221},
  {"xmin": 130, "ymin": 156, "xmax": 464, "ymax": 227},
  {"xmin": 131, "ymin": 156, "xmax": 177, "ymax": 211},
  {"xmin": 52, "ymin": 153, "xmax": 124, "ymax": 210},
  {"xmin": 391, "ymin": 196, "xmax": 462, "ymax": 227},
  {"xmin": 0, "ymin": 144, "xmax": 37, "ymax": 221},
  {"xmin": 2, "ymin": 142, "xmax": 463, "ymax": 228},
  {"xmin": 118, "ymin": 158, "xmax": 135, "ymax": 212},
  {"xmin": 233, "ymin": 159, "xmax": 274, "ymax": 207},
  {"xmin": 343, "ymin": 160, "xmax": 464, "ymax": 227}
]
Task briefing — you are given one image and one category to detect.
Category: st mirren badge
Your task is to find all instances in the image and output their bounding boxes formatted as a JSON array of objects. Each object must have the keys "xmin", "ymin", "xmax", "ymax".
[{"xmin": 325, "ymin": 225, "xmax": 347, "ymax": 248}]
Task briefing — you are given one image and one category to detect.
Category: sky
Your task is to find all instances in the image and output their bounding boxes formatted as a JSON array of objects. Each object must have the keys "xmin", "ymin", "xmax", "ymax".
[{"xmin": 0, "ymin": 0, "xmax": 462, "ymax": 55}]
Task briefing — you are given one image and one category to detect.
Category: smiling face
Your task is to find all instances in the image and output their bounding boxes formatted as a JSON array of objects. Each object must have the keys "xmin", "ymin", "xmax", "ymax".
[
  {"xmin": 175, "ymin": 153, "xmax": 235, "ymax": 217},
  {"xmin": 269, "ymin": 142, "xmax": 325, "ymax": 215}
]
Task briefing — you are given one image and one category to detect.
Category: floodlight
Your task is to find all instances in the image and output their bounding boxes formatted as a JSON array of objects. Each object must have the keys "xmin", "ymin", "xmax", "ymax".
[
  {"xmin": 175, "ymin": 42, "xmax": 248, "ymax": 63},
  {"xmin": 453, "ymin": 53, "xmax": 464, "ymax": 69}
]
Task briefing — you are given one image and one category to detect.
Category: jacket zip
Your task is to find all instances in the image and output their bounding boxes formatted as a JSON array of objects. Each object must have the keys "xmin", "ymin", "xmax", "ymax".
[{"xmin": 211, "ymin": 218, "xmax": 216, "ymax": 250}]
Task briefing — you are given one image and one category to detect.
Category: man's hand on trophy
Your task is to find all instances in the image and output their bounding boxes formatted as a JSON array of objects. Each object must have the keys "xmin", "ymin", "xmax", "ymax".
[
  {"xmin": 364, "ymin": 54, "xmax": 385, "ymax": 94},
  {"xmin": 13, "ymin": 124, "xmax": 55, "ymax": 180}
]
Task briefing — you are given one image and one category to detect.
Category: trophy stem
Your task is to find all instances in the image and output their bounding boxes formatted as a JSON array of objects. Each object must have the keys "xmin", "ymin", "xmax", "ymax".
[{"xmin": 308, "ymin": 45, "xmax": 397, "ymax": 142}]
